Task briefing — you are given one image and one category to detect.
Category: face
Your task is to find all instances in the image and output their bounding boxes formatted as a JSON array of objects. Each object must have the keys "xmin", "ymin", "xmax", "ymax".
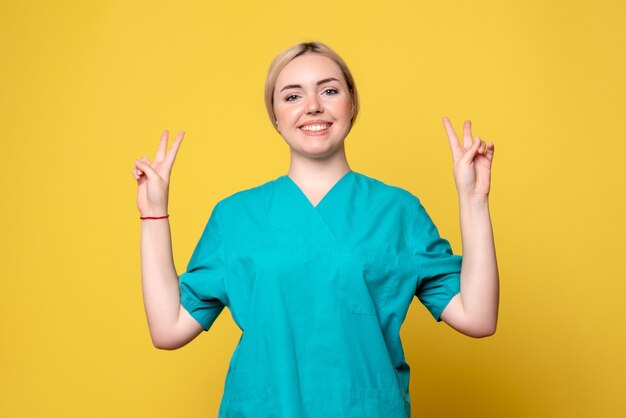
[{"xmin": 273, "ymin": 53, "xmax": 354, "ymax": 160}]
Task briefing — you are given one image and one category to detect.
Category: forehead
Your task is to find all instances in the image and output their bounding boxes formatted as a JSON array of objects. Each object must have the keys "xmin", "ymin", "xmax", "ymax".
[{"xmin": 275, "ymin": 53, "xmax": 346, "ymax": 90}]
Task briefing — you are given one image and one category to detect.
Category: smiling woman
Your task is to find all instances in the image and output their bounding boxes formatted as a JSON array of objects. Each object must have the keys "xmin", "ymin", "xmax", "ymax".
[
  {"xmin": 264, "ymin": 42, "xmax": 360, "ymax": 132},
  {"xmin": 273, "ymin": 53, "xmax": 354, "ymax": 162},
  {"xmin": 132, "ymin": 41, "xmax": 499, "ymax": 417}
]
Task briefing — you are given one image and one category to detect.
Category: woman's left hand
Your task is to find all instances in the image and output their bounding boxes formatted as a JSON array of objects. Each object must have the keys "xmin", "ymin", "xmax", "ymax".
[{"xmin": 441, "ymin": 117, "xmax": 494, "ymax": 199}]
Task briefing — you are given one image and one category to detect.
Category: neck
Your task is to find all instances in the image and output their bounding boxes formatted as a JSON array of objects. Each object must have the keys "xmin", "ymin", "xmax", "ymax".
[{"xmin": 287, "ymin": 146, "xmax": 351, "ymax": 187}]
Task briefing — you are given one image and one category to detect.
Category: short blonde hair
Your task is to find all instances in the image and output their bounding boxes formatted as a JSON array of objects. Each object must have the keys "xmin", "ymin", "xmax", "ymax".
[{"xmin": 264, "ymin": 41, "xmax": 360, "ymax": 132}]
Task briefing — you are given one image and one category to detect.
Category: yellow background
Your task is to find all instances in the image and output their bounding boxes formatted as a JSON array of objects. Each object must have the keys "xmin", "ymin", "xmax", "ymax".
[{"xmin": 1, "ymin": 0, "xmax": 625, "ymax": 417}]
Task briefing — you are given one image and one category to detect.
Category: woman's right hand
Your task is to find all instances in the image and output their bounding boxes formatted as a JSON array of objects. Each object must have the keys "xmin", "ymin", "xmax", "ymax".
[{"xmin": 132, "ymin": 130, "xmax": 185, "ymax": 217}]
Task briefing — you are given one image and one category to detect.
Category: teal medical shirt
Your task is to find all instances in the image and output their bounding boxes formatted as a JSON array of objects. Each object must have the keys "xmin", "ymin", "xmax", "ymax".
[{"xmin": 179, "ymin": 170, "xmax": 462, "ymax": 418}]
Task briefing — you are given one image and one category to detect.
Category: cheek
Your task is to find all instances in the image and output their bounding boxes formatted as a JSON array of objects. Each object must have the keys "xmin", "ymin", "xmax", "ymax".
[
  {"xmin": 275, "ymin": 105, "xmax": 300, "ymax": 125},
  {"xmin": 335, "ymin": 98, "xmax": 354, "ymax": 122}
]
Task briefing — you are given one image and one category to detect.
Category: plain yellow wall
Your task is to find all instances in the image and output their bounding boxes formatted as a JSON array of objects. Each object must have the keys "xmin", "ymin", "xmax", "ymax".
[{"xmin": 1, "ymin": 1, "xmax": 625, "ymax": 417}]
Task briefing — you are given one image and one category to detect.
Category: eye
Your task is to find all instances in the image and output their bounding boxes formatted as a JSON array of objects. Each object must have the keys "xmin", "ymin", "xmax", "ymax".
[
  {"xmin": 323, "ymin": 88, "xmax": 338, "ymax": 96},
  {"xmin": 285, "ymin": 94, "xmax": 300, "ymax": 102}
]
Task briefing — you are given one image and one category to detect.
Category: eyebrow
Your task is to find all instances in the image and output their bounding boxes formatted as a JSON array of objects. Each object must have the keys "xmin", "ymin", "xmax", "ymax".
[{"xmin": 279, "ymin": 77, "xmax": 340, "ymax": 92}]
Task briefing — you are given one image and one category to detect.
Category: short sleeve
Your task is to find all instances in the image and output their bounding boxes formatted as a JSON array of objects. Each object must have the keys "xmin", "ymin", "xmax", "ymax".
[
  {"xmin": 179, "ymin": 202, "xmax": 229, "ymax": 331},
  {"xmin": 409, "ymin": 198, "xmax": 462, "ymax": 321}
]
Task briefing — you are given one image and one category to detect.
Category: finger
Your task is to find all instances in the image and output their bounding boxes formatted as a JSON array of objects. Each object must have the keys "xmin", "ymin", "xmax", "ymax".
[
  {"xmin": 441, "ymin": 116, "xmax": 462, "ymax": 159},
  {"xmin": 134, "ymin": 159, "xmax": 160, "ymax": 181},
  {"xmin": 155, "ymin": 130, "xmax": 169, "ymax": 163},
  {"xmin": 484, "ymin": 142, "xmax": 495, "ymax": 162},
  {"xmin": 462, "ymin": 120, "xmax": 473, "ymax": 148},
  {"xmin": 132, "ymin": 167, "xmax": 143, "ymax": 180},
  {"xmin": 163, "ymin": 131, "xmax": 185, "ymax": 177},
  {"xmin": 478, "ymin": 139, "xmax": 487, "ymax": 156},
  {"xmin": 461, "ymin": 136, "xmax": 483, "ymax": 164}
]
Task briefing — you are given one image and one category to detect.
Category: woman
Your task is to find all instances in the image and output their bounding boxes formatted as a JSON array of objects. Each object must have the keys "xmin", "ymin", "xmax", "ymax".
[{"xmin": 132, "ymin": 41, "xmax": 498, "ymax": 417}]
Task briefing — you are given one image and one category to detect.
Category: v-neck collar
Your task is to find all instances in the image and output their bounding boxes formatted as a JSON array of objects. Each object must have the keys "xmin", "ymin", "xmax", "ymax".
[{"xmin": 281, "ymin": 170, "xmax": 354, "ymax": 210}]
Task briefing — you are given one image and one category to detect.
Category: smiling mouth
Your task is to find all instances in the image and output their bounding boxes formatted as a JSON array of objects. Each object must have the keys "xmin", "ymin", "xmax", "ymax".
[{"xmin": 300, "ymin": 123, "xmax": 331, "ymax": 132}]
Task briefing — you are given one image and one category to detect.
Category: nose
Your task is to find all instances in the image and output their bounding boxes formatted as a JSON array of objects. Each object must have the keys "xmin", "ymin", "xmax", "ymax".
[{"xmin": 305, "ymin": 94, "xmax": 323, "ymax": 114}]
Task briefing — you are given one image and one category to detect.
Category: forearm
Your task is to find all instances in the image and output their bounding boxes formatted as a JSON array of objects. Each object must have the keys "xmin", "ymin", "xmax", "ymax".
[
  {"xmin": 140, "ymin": 219, "xmax": 182, "ymax": 345},
  {"xmin": 457, "ymin": 195, "xmax": 499, "ymax": 334}
]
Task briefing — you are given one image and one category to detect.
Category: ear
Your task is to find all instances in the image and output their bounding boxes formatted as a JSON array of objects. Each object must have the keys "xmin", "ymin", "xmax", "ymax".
[{"xmin": 275, "ymin": 120, "xmax": 280, "ymax": 132}]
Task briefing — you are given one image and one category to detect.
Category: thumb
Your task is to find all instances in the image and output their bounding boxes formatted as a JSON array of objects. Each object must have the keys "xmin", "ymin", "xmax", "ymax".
[
  {"xmin": 462, "ymin": 137, "xmax": 482, "ymax": 164},
  {"xmin": 134, "ymin": 159, "xmax": 160, "ymax": 181}
]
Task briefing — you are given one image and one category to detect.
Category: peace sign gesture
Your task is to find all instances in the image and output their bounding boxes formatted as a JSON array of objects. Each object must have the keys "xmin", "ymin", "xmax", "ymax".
[
  {"xmin": 132, "ymin": 130, "xmax": 185, "ymax": 218},
  {"xmin": 442, "ymin": 117, "xmax": 494, "ymax": 200}
]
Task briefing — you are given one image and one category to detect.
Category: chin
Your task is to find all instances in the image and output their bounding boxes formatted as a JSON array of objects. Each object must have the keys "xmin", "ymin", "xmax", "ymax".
[
  {"xmin": 298, "ymin": 145, "xmax": 344, "ymax": 159},
  {"xmin": 284, "ymin": 134, "xmax": 346, "ymax": 159}
]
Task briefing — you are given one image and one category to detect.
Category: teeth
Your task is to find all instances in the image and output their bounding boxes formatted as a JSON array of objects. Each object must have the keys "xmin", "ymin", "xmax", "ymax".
[{"xmin": 301, "ymin": 124, "xmax": 329, "ymax": 132}]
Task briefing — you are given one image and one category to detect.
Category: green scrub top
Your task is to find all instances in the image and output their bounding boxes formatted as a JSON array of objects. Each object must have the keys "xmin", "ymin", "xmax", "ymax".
[{"xmin": 179, "ymin": 170, "xmax": 462, "ymax": 418}]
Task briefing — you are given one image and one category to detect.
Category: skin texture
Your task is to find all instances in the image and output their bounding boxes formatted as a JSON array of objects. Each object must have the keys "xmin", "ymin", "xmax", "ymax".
[{"xmin": 132, "ymin": 54, "xmax": 499, "ymax": 349}]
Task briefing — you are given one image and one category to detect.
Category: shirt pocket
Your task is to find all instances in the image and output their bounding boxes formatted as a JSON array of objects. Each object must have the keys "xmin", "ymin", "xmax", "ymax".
[
  {"xmin": 346, "ymin": 387, "xmax": 409, "ymax": 418},
  {"xmin": 220, "ymin": 384, "xmax": 278, "ymax": 417},
  {"xmin": 337, "ymin": 251, "xmax": 400, "ymax": 315}
]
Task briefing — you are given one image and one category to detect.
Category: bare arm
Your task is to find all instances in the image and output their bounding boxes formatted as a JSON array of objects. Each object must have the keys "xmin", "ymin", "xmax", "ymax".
[
  {"xmin": 133, "ymin": 131, "xmax": 204, "ymax": 349},
  {"xmin": 439, "ymin": 118, "xmax": 500, "ymax": 338}
]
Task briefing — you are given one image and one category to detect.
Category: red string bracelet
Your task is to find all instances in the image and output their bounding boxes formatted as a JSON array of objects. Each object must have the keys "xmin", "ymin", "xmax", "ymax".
[{"xmin": 140, "ymin": 214, "xmax": 169, "ymax": 220}]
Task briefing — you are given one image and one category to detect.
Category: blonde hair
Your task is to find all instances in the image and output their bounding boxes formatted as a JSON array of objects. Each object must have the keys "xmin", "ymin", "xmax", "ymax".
[{"xmin": 264, "ymin": 41, "xmax": 360, "ymax": 132}]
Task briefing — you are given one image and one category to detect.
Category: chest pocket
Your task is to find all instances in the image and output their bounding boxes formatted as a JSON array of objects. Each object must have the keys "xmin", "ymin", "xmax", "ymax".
[{"xmin": 337, "ymin": 251, "xmax": 400, "ymax": 315}]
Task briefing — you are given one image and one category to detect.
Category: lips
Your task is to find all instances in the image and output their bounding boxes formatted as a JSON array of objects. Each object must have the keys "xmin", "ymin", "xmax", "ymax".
[{"xmin": 299, "ymin": 120, "xmax": 333, "ymax": 133}]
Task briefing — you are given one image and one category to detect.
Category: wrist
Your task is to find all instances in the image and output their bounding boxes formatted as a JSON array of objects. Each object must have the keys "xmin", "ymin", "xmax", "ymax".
[
  {"xmin": 458, "ymin": 193, "xmax": 490, "ymax": 208},
  {"xmin": 140, "ymin": 214, "xmax": 169, "ymax": 220},
  {"xmin": 139, "ymin": 209, "xmax": 169, "ymax": 219}
]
